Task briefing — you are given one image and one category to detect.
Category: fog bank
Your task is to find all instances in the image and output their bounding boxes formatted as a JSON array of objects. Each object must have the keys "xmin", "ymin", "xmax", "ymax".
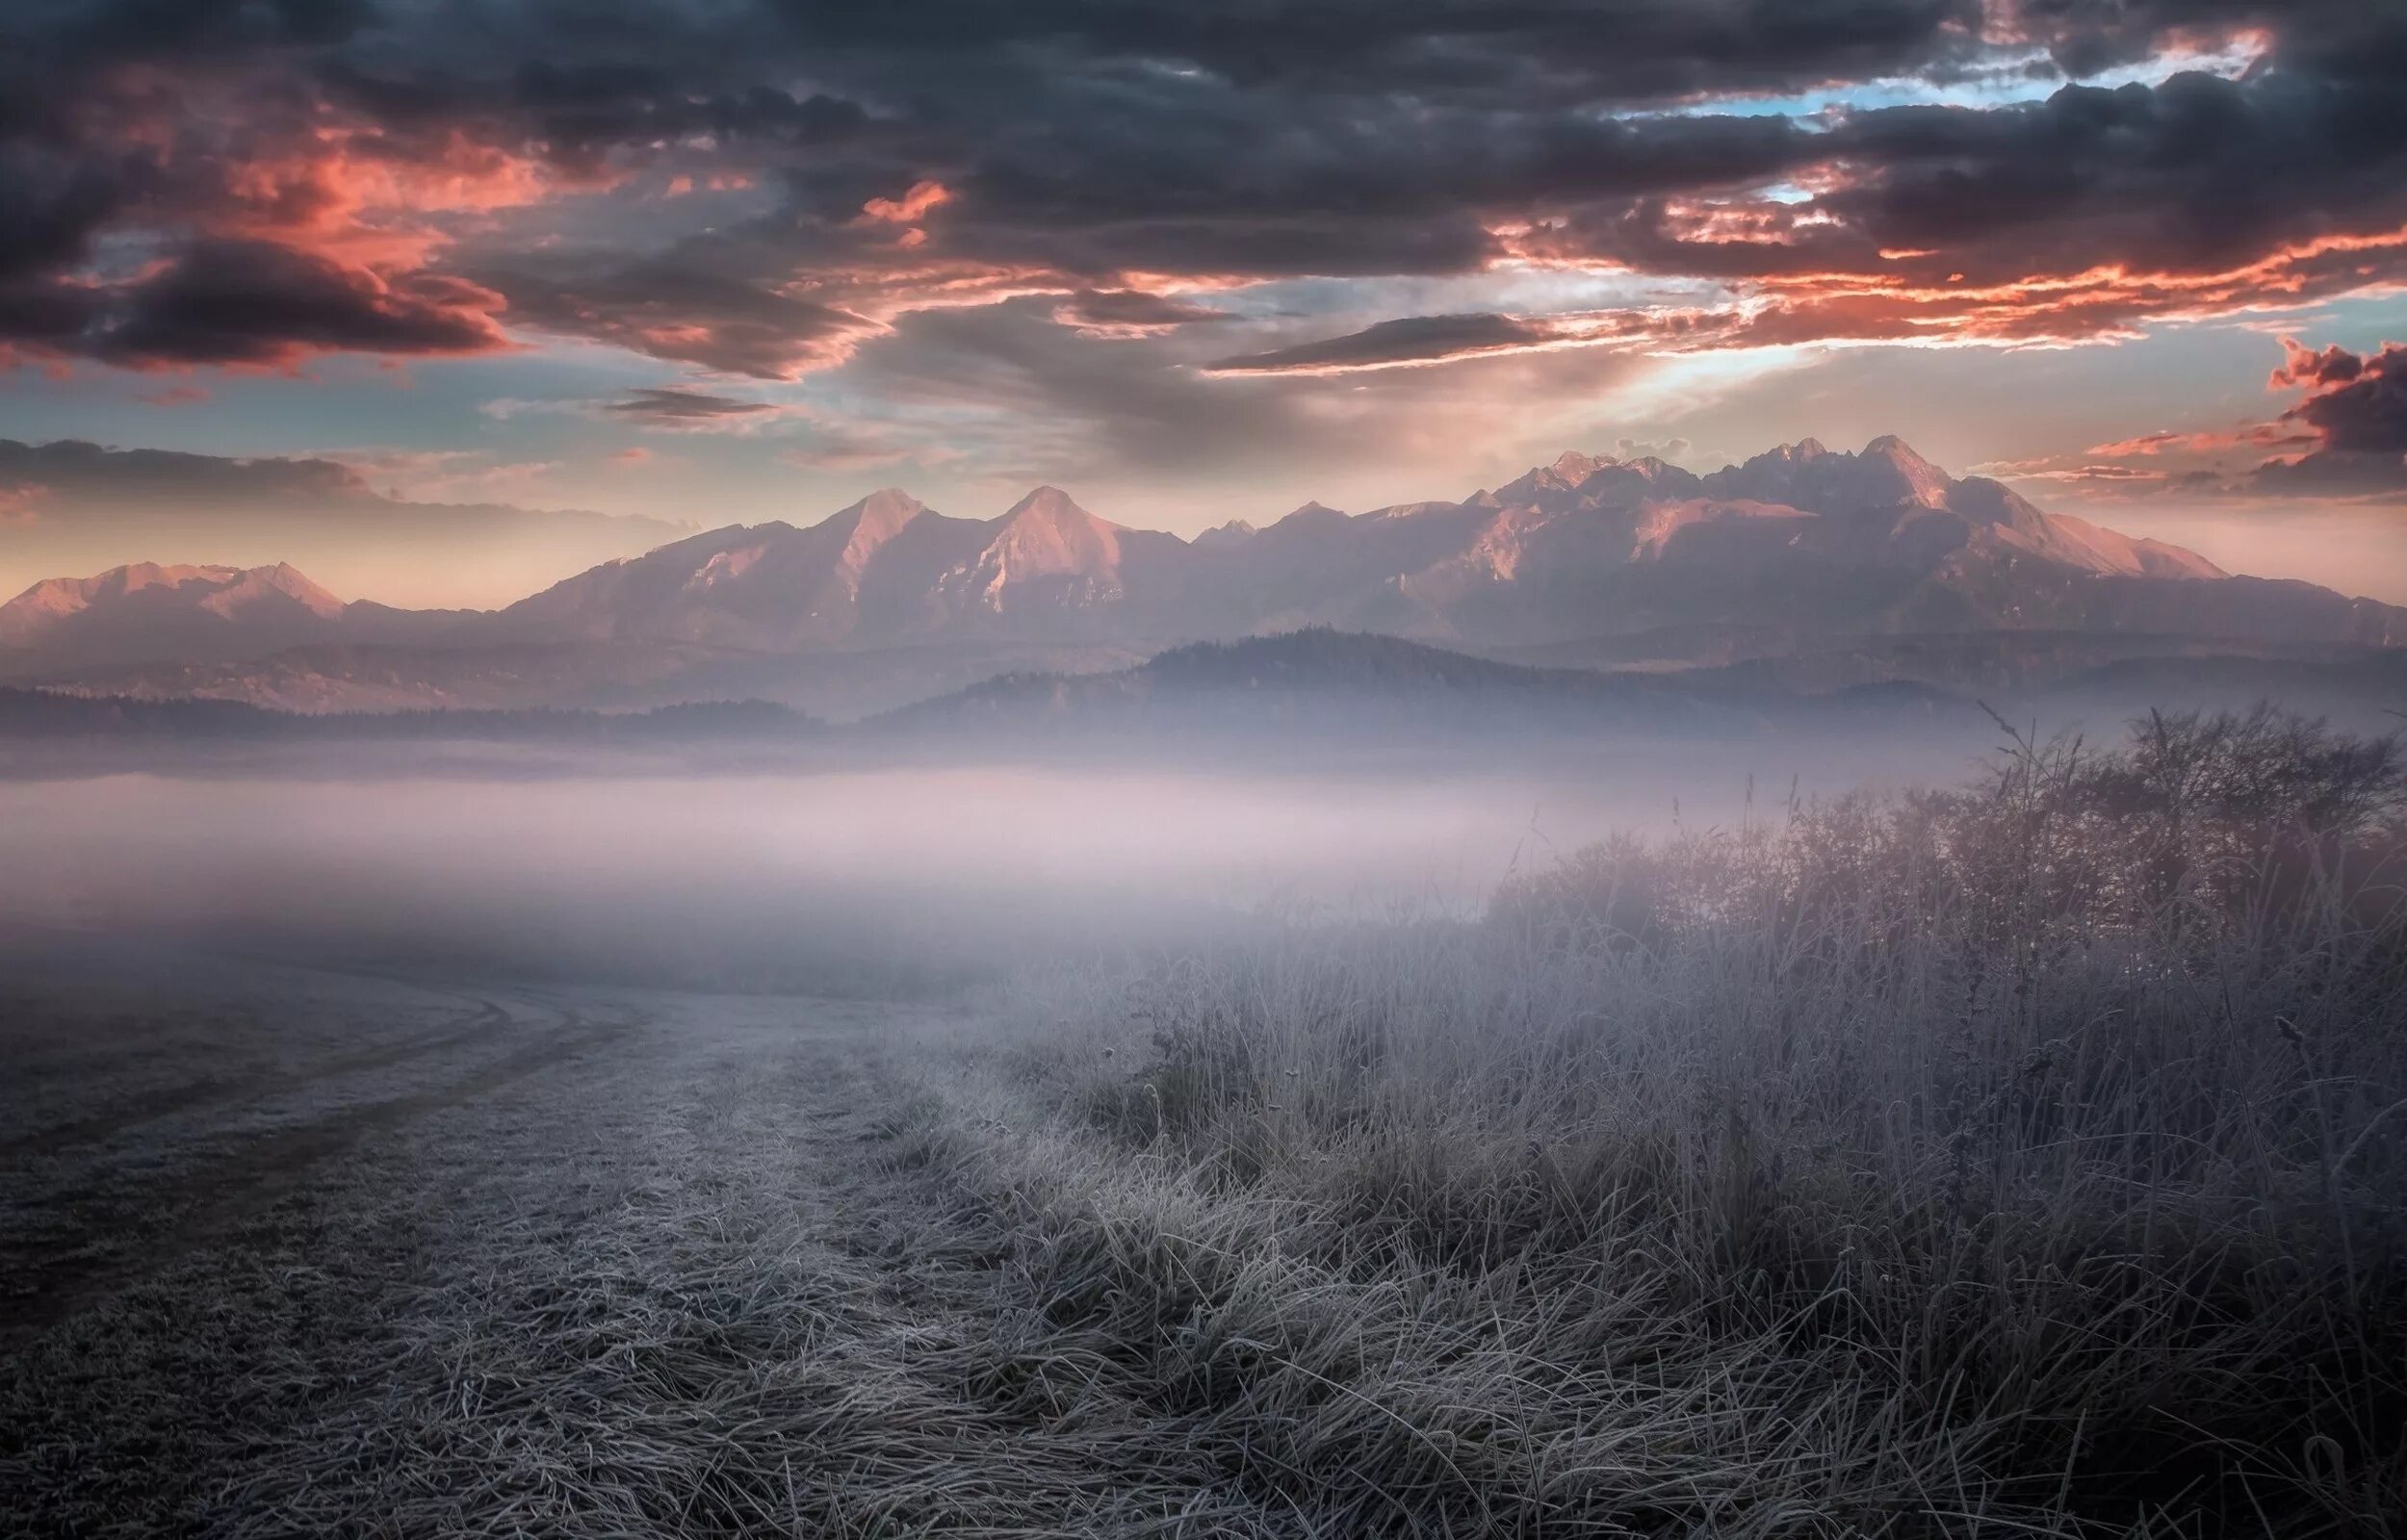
[{"xmin": 0, "ymin": 751, "xmax": 1986, "ymax": 990}]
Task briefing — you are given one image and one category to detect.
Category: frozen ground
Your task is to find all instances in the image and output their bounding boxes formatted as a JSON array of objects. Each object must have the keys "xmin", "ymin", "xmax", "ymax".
[{"xmin": 0, "ymin": 933, "xmax": 1299, "ymax": 1536}]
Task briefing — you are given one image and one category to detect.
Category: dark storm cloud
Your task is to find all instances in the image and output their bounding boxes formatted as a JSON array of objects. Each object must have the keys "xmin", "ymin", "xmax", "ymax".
[
  {"xmin": 0, "ymin": 429, "xmax": 684, "ymax": 527},
  {"xmin": 2040, "ymin": 338, "xmax": 2407, "ymax": 502},
  {"xmin": 487, "ymin": 263, "xmax": 880, "ymax": 379},
  {"xmin": 2249, "ymin": 341, "xmax": 2407, "ymax": 498},
  {"xmin": 2251, "ymin": 452, "xmax": 2407, "ymax": 499},
  {"xmin": 603, "ymin": 389, "xmax": 789, "ymax": 424},
  {"xmin": 2004, "ymin": 0, "xmax": 2402, "ymax": 79},
  {"xmin": 94, "ymin": 241, "xmax": 509, "ymax": 368},
  {"xmin": 2273, "ymin": 342, "xmax": 2407, "ymax": 457},
  {"xmin": 313, "ymin": 65, "xmax": 870, "ymax": 187},
  {"xmin": 2, "ymin": 0, "xmax": 2405, "ymax": 374},
  {"xmin": 760, "ymin": 0, "xmax": 1991, "ymax": 99},
  {"xmin": 1051, "ymin": 290, "xmax": 1233, "ymax": 335},
  {"xmin": 0, "ymin": 154, "xmax": 125, "ymax": 285},
  {"xmin": 1205, "ymin": 314, "xmax": 1576, "ymax": 374},
  {"xmin": 0, "ymin": 438, "xmax": 371, "ymax": 502},
  {"xmin": 3, "ymin": 241, "xmax": 508, "ymax": 371},
  {"xmin": 1522, "ymin": 55, "xmax": 2407, "ymax": 306},
  {"xmin": 0, "ymin": 151, "xmax": 142, "ymax": 356},
  {"xmin": 1823, "ymin": 65, "xmax": 2407, "ymax": 282},
  {"xmin": 942, "ymin": 97, "xmax": 1814, "ymax": 263}
]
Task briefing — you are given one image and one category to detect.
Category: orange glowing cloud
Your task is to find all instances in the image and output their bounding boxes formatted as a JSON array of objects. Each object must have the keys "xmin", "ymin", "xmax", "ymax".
[
  {"xmin": 2085, "ymin": 424, "xmax": 2313, "ymax": 458},
  {"xmin": 1463, "ymin": 218, "xmax": 2407, "ymax": 366},
  {"xmin": 1197, "ymin": 211, "xmax": 2407, "ymax": 384},
  {"xmin": 216, "ymin": 127, "xmax": 580, "ymax": 272},
  {"xmin": 860, "ymin": 180, "xmax": 953, "ymax": 224},
  {"xmin": 0, "ymin": 90, "xmax": 570, "ymax": 374},
  {"xmin": 2269, "ymin": 337, "xmax": 2368, "ymax": 392}
]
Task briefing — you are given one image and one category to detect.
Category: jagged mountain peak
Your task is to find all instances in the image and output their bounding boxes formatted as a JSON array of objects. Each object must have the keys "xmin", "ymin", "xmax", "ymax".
[
  {"xmin": 825, "ymin": 491, "xmax": 933, "ymax": 572},
  {"xmin": 1273, "ymin": 500, "xmax": 1349, "ymax": 528},
  {"xmin": 1001, "ymin": 485, "xmax": 1106, "ymax": 526},
  {"xmin": 1501, "ymin": 449, "xmax": 1607, "ymax": 498},
  {"xmin": 206, "ymin": 564, "xmax": 347, "ymax": 617},
  {"xmin": 1858, "ymin": 435, "xmax": 1951, "ymax": 506},
  {"xmin": 1733, "ymin": 437, "xmax": 1831, "ymax": 475},
  {"xmin": 1193, "ymin": 518, "xmax": 1259, "ymax": 551},
  {"xmin": 1494, "ymin": 458, "xmax": 1591, "ymax": 510},
  {"xmin": 1703, "ymin": 434, "xmax": 1955, "ymax": 512},
  {"xmin": 1492, "ymin": 448, "xmax": 1706, "ymax": 512},
  {"xmin": 987, "ymin": 485, "xmax": 1124, "ymax": 552},
  {"xmin": 0, "ymin": 558, "xmax": 366, "ymax": 668},
  {"xmin": 7, "ymin": 560, "xmax": 345, "ymax": 618},
  {"xmin": 640, "ymin": 520, "xmax": 792, "ymax": 562},
  {"xmin": 838, "ymin": 487, "xmax": 927, "ymax": 529},
  {"xmin": 925, "ymin": 485, "xmax": 1157, "ymax": 625}
]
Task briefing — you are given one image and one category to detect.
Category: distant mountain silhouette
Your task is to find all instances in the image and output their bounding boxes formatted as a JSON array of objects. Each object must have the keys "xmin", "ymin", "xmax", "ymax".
[
  {"xmin": 0, "ymin": 562, "xmax": 342, "ymax": 669},
  {"xmin": 8, "ymin": 437, "xmax": 2403, "ymax": 711},
  {"xmin": 11, "ymin": 629, "xmax": 2402, "ymax": 760},
  {"xmin": 0, "ymin": 632, "xmax": 1957, "ymax": 756},
  {"xmin": 869, "ymin": 628, "xmax": 1808, "ymax": 740},
  {"xmin": 0, "ymin": 561, "xmax": 463, "ymax": 675},
  {"xmin": 0, "ymin": 687, "xmax": 817, "ymax": 741},
  {"xmin": 43, "ymin": 638, "xmax": 1152, "ymax": 718}
]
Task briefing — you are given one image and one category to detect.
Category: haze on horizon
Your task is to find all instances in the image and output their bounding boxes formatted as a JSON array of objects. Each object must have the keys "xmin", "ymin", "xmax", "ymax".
[{"xmin": 2, "ymin": 0, "xmax": 2405, "ymax": 607}]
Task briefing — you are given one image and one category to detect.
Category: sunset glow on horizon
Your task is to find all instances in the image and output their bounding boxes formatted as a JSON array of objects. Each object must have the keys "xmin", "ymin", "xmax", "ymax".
[{"xmin": 2, "ymin": 0, "xmax": 2403, "ymax": 605}]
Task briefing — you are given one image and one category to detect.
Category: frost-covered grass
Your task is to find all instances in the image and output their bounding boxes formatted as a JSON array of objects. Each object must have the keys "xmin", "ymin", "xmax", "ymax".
[
  {"xmin": 6, "ymin": 709, "xmax": 2403, "ymax": 1536},
  {"xmin": 902, "ymin": 710, "xmax": 2407, "ymax": 1535},
  {"xmin": 0, "ymin": 989, "xmax": 1336, "ymax": 1536}
]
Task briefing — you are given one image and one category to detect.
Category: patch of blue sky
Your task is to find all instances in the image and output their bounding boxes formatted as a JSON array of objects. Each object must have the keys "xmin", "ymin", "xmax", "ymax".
[
  {"xmin": 0, "ymin": 332, "xmax": 768, "ymax": 465},
  {"xmin": 1624, "ymin": 33, "xmax": 2263, "ymax": 124},
  {"xmin": 2212, "ymin": 293, "xmax": 2407, "ymax": 354},
  {"xmin": 0, "ymin": 355, "xmax": 493, "ymax": 458}
]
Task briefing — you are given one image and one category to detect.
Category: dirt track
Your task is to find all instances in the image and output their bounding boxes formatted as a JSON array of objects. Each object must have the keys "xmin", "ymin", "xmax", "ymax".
[
  {"xmin": 0, "ymin": 937, "xmax": 1102, "ymax": 1536},
  {"xmin": 3, "ymin": 996, "xmax": 635, "ymax": 1352}
]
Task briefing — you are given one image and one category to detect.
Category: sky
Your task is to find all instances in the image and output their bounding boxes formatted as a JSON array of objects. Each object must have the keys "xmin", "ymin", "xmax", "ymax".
[{"xmin": 2, "ymin": 0, "xmax": 2405, "ymax": 607}]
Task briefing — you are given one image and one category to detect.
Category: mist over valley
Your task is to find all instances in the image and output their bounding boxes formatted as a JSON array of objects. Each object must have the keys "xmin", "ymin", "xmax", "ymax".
[{"xmin": 7, "ymin": 0, "xmax": 2407, "ymax": 1527}]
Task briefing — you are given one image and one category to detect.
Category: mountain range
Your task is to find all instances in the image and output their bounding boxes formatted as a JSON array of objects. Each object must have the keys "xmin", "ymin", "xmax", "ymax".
[
  {"xmin": 0, "ymin": 562, "xmax": 468, "ymax": 672},
  {"xmin": 3, "ymin": 436, "xmax": 2401, "ymax": 717},
  {"xmin": 16, "ymin": 629, "xmax": 2407, "ymax": 782}
]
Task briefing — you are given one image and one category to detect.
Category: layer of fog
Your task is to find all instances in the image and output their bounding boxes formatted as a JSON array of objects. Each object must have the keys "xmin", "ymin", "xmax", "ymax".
[{"xmin": 0, "ymin": 747, "xmax": 1987, "ymax": 992}]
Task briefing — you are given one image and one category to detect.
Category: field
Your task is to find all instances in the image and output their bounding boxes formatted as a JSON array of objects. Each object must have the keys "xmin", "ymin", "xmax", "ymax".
[{"xmin": 4, "ymin": 710, "xmax": 2405, "ymax": 1536}]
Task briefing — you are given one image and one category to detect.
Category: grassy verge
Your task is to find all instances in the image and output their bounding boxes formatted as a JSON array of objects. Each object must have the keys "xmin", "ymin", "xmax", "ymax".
[{"xmin": 897, "ymin": 709, "xmax": 2407, "ymax": 1536}]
